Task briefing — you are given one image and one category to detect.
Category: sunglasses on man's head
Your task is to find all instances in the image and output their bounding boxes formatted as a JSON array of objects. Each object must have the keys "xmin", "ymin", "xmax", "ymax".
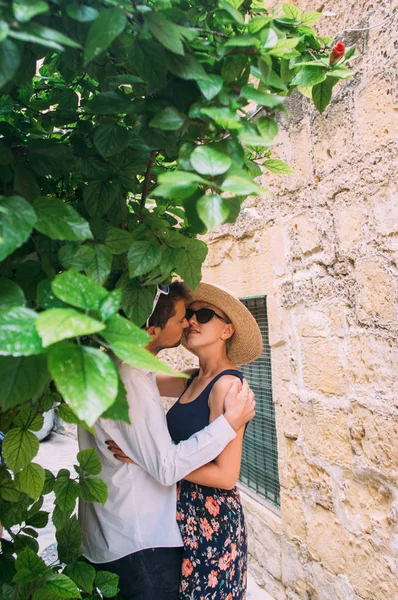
[
  {"xmin": 186, "ymin": 307, "xmax": 228, "ymax": 324},
  {"xmin": 146, "ymin": 284, "xmax": 170, "ymax": 328}
]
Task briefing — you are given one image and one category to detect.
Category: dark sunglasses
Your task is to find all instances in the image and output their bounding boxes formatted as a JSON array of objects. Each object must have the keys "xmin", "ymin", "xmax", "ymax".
[{"xmin": 186, "ymin": 307, "xmax": 228, "ymax": 324}]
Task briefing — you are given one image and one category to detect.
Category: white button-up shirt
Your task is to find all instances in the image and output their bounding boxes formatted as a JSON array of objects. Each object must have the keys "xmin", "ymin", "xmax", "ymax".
[{"xmin": 78, "ymin": 363, "xmax": 236, "ymax": 563}]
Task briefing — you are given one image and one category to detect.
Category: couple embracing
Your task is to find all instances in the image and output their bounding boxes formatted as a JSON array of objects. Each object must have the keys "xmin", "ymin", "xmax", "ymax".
[{"xmin": 78, "ymin": 281, "xmax": 263, "ymax": 600}]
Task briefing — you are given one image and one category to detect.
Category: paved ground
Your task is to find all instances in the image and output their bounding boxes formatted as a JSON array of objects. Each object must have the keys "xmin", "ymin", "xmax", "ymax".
[{"xmin": 37, "ymin": 433, "xmax": 275, "ymax": 600}]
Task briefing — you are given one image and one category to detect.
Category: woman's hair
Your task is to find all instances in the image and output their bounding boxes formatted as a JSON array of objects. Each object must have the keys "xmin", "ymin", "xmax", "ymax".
[{"xmin": 148, "ymin": 281, "xmax": 191, "ymax": 329}]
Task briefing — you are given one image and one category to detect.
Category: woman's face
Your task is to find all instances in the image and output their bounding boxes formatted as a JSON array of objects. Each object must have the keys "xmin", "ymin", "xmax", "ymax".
[{"xmin": 184, "ymin": 301, "xmax": 234, "ymax": 354}]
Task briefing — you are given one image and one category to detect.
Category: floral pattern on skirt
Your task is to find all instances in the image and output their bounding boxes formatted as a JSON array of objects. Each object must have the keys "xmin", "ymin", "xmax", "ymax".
[{"xmin": 177, "ymin": 480, "xmax": 247, "ymax": 600}]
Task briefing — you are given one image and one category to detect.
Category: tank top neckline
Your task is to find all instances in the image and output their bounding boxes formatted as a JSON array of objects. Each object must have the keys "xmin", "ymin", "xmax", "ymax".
[{"xmin": 178, "ymin": 368, "xmax": 242, "ymax": 407}]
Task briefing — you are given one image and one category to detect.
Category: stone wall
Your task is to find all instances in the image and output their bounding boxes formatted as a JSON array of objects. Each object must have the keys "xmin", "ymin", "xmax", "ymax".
[{"xmin": 175, "ymin": 2, "xmax": 398, "ymax": 598}]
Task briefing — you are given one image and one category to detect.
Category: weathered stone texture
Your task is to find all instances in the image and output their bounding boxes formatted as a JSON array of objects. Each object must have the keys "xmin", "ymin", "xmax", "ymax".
[{"xmin": 161, "ymin": 2, "xmax": 398, "ymax": 598}]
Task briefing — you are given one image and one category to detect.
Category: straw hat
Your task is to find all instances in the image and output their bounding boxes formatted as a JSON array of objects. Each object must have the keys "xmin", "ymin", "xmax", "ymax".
[{"xmin": 183, "ymin": 282, "xmax": 263, "ymax": 366}]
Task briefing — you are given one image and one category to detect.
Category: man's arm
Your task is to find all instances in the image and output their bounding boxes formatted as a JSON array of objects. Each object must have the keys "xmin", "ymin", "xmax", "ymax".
[{"xmin": 100, "ymin": 366, "xmax": 254, "ymax": 487}]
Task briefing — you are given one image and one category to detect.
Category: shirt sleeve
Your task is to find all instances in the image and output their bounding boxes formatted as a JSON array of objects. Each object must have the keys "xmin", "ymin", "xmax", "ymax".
[{"xmin": 97, "ymin": 365, "xmax": 236, "ymax": 487}]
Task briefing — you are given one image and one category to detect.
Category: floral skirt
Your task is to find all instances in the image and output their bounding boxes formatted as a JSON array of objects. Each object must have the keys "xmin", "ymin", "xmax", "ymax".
[{"xmin": 176, "ymin": 480, "xmax": 247, "ymax": 600}]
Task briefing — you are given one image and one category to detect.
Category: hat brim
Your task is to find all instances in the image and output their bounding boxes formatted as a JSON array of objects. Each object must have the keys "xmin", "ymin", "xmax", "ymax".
[{"xmin": 182, "ymin": 283, "xmax": 263, "ymax": 366}]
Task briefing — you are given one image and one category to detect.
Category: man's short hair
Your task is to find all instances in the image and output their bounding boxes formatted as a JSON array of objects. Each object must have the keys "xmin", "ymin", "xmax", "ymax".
[{"xmin": 148, "ymin": 281, "xmax": 191, "ymax": 329}]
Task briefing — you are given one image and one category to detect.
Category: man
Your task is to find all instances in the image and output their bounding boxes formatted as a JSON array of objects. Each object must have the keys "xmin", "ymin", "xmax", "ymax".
[{"xmin": 78, "ymin": 282, "xmax": 255, "ymax": 600}]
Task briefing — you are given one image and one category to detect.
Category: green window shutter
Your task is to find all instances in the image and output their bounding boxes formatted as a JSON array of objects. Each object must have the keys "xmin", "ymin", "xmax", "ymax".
[{"xmin": 239, "ymin": 296, "xmax": 280, "ymax": 507}]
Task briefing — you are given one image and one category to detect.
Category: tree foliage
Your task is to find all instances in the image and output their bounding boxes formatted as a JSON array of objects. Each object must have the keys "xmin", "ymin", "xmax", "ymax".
[{"xmin": 0, "ymin": 0, "xmax": 354, "ymax": 597}]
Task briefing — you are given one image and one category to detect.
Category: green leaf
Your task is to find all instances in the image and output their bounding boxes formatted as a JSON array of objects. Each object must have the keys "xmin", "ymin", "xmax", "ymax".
[
  {"xmin": 219, "ymin": 0, "xmax": 244, "ymax": 24},
  {"xmin": 241, "ymin": 85, "xmax": 285, "ymax": 108},
  {"xmin": 269, "ymin": 36, "xmax": 300, "ymax": 57},
  {"xmin": 57, "ymin": 403, "xmax": 96, "ymax": 436},
  {"xmin": 2, "ymin": 428, "xmax": 39, "ymax": 472},
  {"xmin": 166, "ymin": 53, "xmax": 206, "ymax": 80},
  {"xmin": 27, "ymin": 140, "xmax": 74, "ymax": 177},
  {"xmin": 200, "ymin": 107, "xmax": 242, "ymax": 130},
  {"xmin": 0, "ymin": 40, "xmax": 21, "ymax": 88},
  {"xmin": 85, "ymin": 245, "xmax": 112, "ymax": 286},
  {"xmin": 118, "ymin": 278, "xmax": 154, "ymax": 326},
  {"xmin": 100, "ymin": 316, "xmax": 177, "ymax": 374},
  {"xmin": 36, "ymin": 308, "xmax": 105, "ymax": 347},
  {"xmin": 312, "ymin": 77, "xmax": 334, "ymax": 114},
  {"xmin": 101, "ymin": 375, "xmax": 130, "ymax": 423},
  {"xmin": 257, "ymin": 117, "xmax": 279, "ymax": 140},
  {"xmin": 99, "ymin": 289, "xmax": 122, "ymax": 321},
  {"xmin": 77, "ymin": 449, "xmax": 102, "ymax": 476},
  {"xmin": 88, "ymin": 91, "xmax": 132, "ymax": 115},
  {"xmin": 25, "ymin": 23, "xmax": 81, "ymax": 49},
  {"xmin": 175, "ymin": 241, "xmax": 207, "ymax": 289},
  {"xmin": 37, "ymin": 280, "xmax": 68, "ymax": 310},
  {"xmin": 94, "ymin": 123, "xmax": 129, "ymax": 159},
  {"xmin": 52, "ymin": 270, "xmax": 108, "ymax": 311},
  {"xmin": 0, "ymin": 20, "xmax": 10, "ymax": 43},
  {"xmin": 282, "ymin": 3, "xmax": 301, "ymax": 19},
  {"xmin": 14, "ymin": 548, "xmax": 47, "ymax": 583},
  {"xmin": 48, "ymin": 343, "xmax": 118, "ymax": 426},
  {"xmin": 248, "ymin": 16, "xmax": 272, "ymax": 34},
  {"xmin": 79, "ymin": 477, "xmax": 108, "ymax": 505},
  {"xmin": 65, "ymin": 562, "xmax": 95, "ymax": 595},
  {"xmin": 66, "ymin": 4, "xmax": 98, "ymax": 23},
  {"xmin": 0, "ymin": 355, "xmax": 48, "ymax": 411},
  {"xmin": 83, "ymin": 181, "xmax": 119, "ymax": 218},
  {"xmin": 46, "ymin": 574, "xmax": 81, "ymax": 599},
  {"xmin": 13, "ymin": 0, "xmax": 49, "ymax": 23},
  {"xmin": 262, "ymin": 159, "xmax": 294, "ymax": 174},
  {"xmin": 0, "ymin": 195, "xmax": 37, "ymax": 261},
  {"xmin": 144, "ymin": 12, "xmax": 185, "ymax": 56},
  {"xmin": 53, "ymin": 469, "xmax": 80, "ymax": 512},
  {"xmin": 301, "ymin": 11, "xmax": 322, "ymax": 25},
  {"xmin": 197, "ymin": 195, "xmax": 230, "ymax": 230},
  {"xmin": 0, "ymin": 279, "xmax": 25, "ymax": 309},
  {"xmin": 291, "ymin": 66, "xmax": 327, "ymax": 87},
  {"xmin": 0, "ymin": 307, "xmax": 42, "ymax": 357},
  {"xmin": 84, "ymin": 8, "xmax": 126, "ymax": 65},
  {"xmin": 14, "ymin": 406, "xmax": 43, "ymax": 431},
  {"xmin": 221, "ymin": 174, "xmax": 268, "ymax": 196},
  {"xmin": 102, "ymin": 314, "xmax": 149, "ymax": 352},
  {"xmin": 190, "ymin": 146, "xmax": 231, "ymax": 176},
  {"xmin": 15, "ymin": 462, "xmax": 45, "ymax": 500},
  {"xmin": 34, "ymin": 197, "xmax": 92, "ymax": 242},
  {"xmin": 58, "ymin": 244, "xmax": 95, "ymax": 272},
  {"xmin": 128, "ymin": 242, "xmax": 162, "ymax": 278},
  {"xmin": 0, "ymin": 469, "xmax": 21, "ymax": 501},
  {"xmin": 94, "ymin": 571, "xmax": 119, "ymax": 598},
  {"xmin": 197, "ymin": 75, "xmax": 223, "ymax": 101},
  {"xmin": 56, "ymin": 515, "xmax": 82, "ymax": 563},
  {"xmin": 104, "ymin": 227, "xmax": 133, "ymax": 255},
  {"xmin": 26, "ymin": 510, "xmax": 49, "ymax": 529},
  {"xmin": 149, "ymin": 107, "xmax": 184, "ymax": 131}
]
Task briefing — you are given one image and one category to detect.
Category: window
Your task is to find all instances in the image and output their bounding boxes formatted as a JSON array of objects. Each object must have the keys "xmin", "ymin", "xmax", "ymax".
[{"xmin": 238, "ymin": 296, "xmax": 280, "ymax": 507}]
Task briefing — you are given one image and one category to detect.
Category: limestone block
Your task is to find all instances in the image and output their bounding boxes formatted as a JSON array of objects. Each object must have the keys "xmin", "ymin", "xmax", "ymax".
[
  {"xmin": 286, "ymin": 447, "xmax": 334, "ymax": 510},
  {"xmin": 301, "ymin": 402, "xmax": 352, "ymax": 467},
  {"xmin": 267, "ymin": 295, "xmax": 288, "ymax": 347},
  {"xmin": 291, "ymin": 214, "xmax": 320, "ymax": 256},
  {"xmin": 301, "ymin": 338, "xmax": 346, "ymax": 396},
  {"xmin": 204, "ymin": 239, "xmax": 234, "ymax": 267},
  {"xmin": 289, "ymin": 124, "xmax": 313, "ymax": 183},
  {"xmin": 272, "ymin": 344, "xmax": 293, "ymax": 382},
  {"xmin": 269, "ymin": 224, "xmax": 287, "ymax": 277},
  {"xmin": 306, "ymin": 505, "xmax": 353, "ymax": 572},
  {"xmin": 280, "ymin": 489, "xmax": 307, "ymax": 543},
  {"xmin": 349, "ymin": 403, "xmax": 398, "ymax": 481},
  {"xmin": 371, "ymin": 182, "xmax": 398, "ymax": 236},
  {"xmin": 281, "ymin": 538, "xmax": 306, "ymax": 590},
  {"xmin": 357, "ymin": 78, "xmax": 398, "ymax": 150},
  {"xmin": 356, "ymin": 259, "xmax": 397, "ymax": 327},
  {"xmin": 335, "ymin": 203, "xmax": 363, "ymax": 253},
  {"xmin": 341, "ymin": 477, "xmax": 393, "ymax": 535},
  {"xmin": 308, "ymin": 561, "xmax": 363, "ymax": 600},
  {"xmin": 274, "ymin": 390, "xmax": 302, "ymax": 442},
  {"xmin": 347, "ymin": 334, "xmax": 398, "ymax": 414},
  {"xmin": 312, "ymin": 102, "xmax": 354, "ymax": 171},
  {"xmin": 202, "ymin": 251, "xmax": 274, "ymax": 297}
]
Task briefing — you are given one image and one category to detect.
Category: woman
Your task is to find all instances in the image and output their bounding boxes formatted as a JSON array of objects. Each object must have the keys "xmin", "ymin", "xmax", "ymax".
[
  {"xmin": 111, "ymin": 283, "xmax": 263, "ymax": 599},
  {"xmin": 157, "ymin": 282, "xmax": 263, "ymax": 600}
]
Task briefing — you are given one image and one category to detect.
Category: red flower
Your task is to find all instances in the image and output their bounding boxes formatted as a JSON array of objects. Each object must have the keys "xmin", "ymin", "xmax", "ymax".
[
  {"xmin": 181, "ymin": 558, "xmax": 194, "ymax": 577},
  {"xmin": 329, "ymin": 41, "xmax": 345, "ymax": 66},
  {"xmin": 205, "ymin": 496, "xmax": 220, "ymax": 516}
]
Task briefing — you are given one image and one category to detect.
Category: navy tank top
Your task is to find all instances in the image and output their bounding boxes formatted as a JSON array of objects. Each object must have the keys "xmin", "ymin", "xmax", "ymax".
[{"xmin": 167, "ymin": 369, "xmax": 244, "ymax": 444}]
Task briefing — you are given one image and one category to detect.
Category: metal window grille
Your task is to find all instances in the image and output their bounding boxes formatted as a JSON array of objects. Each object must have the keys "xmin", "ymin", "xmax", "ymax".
[{"xmin": 238, "ymin": 296, "xmax": 280, "ymax": 507}]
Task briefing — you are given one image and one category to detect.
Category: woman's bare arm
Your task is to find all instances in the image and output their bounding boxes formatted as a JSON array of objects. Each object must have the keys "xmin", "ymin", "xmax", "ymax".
[
  {"xmin": 156, "ymin": 369, "xmax": 198, "ymax": 398},
  {"xmin": 184, "ymin": 375, "xmax": 245, "ymax": 490}
]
